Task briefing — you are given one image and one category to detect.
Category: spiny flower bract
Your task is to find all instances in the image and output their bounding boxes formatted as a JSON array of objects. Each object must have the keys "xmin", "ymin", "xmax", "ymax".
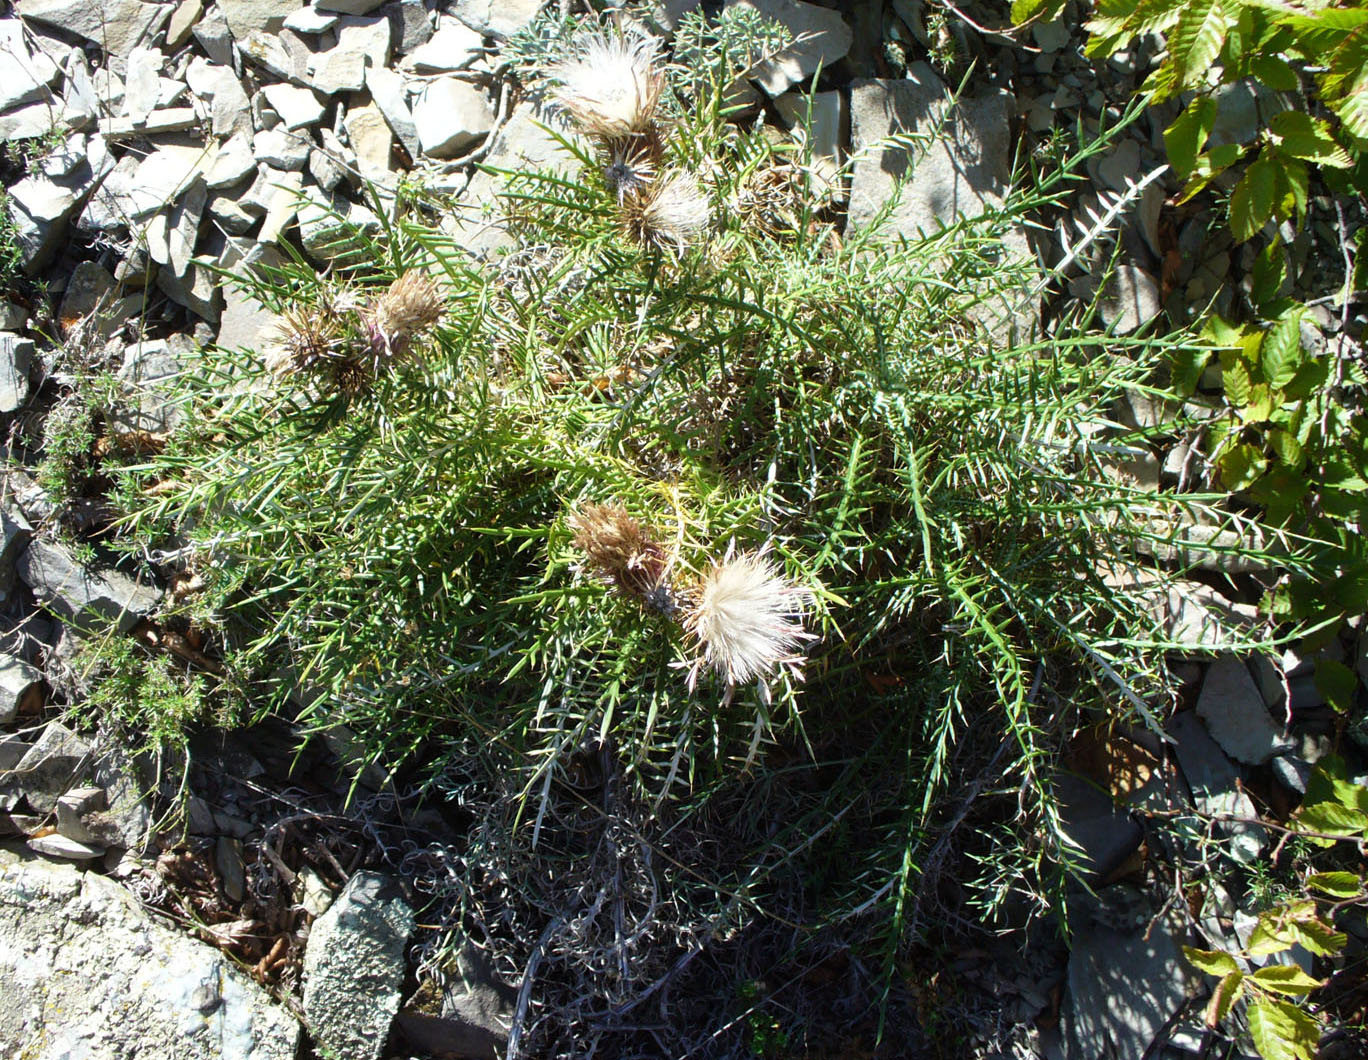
[
  {"xmin": 622, "ymin": 172, "xmax": 712, "ymax": 251},
  {"xmin": 569, "ymin": 502, "xmax": 672, "ymax": 607},
  {"xmin": 365, "ymin": 270, "xmax": 445, "ymax": 359}
]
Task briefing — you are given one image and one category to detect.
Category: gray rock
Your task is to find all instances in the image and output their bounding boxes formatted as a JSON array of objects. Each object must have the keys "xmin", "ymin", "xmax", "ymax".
[
  {"xmin": 123, "ymin": 46, "xmax": 162, "ymax": 127},
  {"xmin": 1095, "ymin": 138, "xmax": 1142, "ymax": 193},
  {"xmin": 1272, "ymin": 755, "xmax": 1311, "ymax": 796},
  {"xmin": 1055, "ymin": 773, "xmax": 1142, "ymax": 881},
  {"xmin": 404, "ymin": 20, "xmax": 483, "ymax": 72},
  {"xmin": 254, "ymin": 127, "xmax": 311, "ymax": 169},
  {"xmin": 192, "ymin": 5, "xmax": 236, "ymax": 65},
  {"xmin": 449, "ymin": 0, "xmax": 542, "ymax": 37},
  {"xmin": 239, "ymin": 28, "xmax": 312, "ymax": 83},
  {"xmin": 209, "ymin": 192, "xmax": 260, "ymax": 235},
  {"xmin": 0, "ymin": 19, "xmax": 62, "ymax": 113},
  {"xmin": 1, "ymin": 722, "xmax": 91, "ymax": 814},
  {"xmin": 167, "ymin": 0, "xmax": 205, "ymax": 48},
  {"xmin": 0, "ymin": 508, "xmax": 33, "ymax": 603},
  {"xmin": 308, "ymin": 140, "xmax": 348, "ymax": 192},
  {"xmin": 167, "ymin": 176, "xmax": 207, "ymax": 278},
  {"xmin": 774, "ymin": 88, "xmax": 844, "ymax": 201},
  {"xmin": 186, "ymin": 57, "xmax": 253, "ymax": 138},
  {"xmin": 207, "ymin": 132, "xmax": 258, "ymax": 189},
  {"xmin": 261, "ymin": 83, "xmax": 325, "ymax": 129},
  {"xmin": 296, "ymin": 866, "xmax": 333, "ymax": 916},
  {"xmin": 0, "ymin": 302, "xmax": 25, "ymax": 330},
  {"xmin": 318, "ymin": 0, "xmax": 386, "ymax": 13},
  {"xmin": 27, "ymin": 832, "xmax": 105, "ymax": 860},
  {"xmin": 157, "ymin": 262, "xmax": 224, "ymax": 323},
  {"xmin": 0, "ymin": 654, "xmax": 43, "ymax": 726},
  {"xmin": 0, "ymin": 849, "xmax": 299, "ymax": 1058},
  {"xmin": 366, "ymin": 66, "xmax": 420, "ymax": 159},
  {"xmin": 1062, "ymin": 887, "xmax": 1199, "ymax": 1060},
  {"xmin": 1031, "ymin": 18, "xmax": 1070, "ymax": 53},
  {"xmin": 109, "ymin": 144, "xmax": 209, "ymax": 225},
  {"xmin": 19, "ymin": 0, "xmax": 170, "ymax": 57},
  {"xmin": 414, "ymin": 77, "xmax": 492, "ymax": 158},
  {"xmin": 215, "ymin": 836, "xmax": 246, "ymax": 902},
  {"xmin": 443, "ymin": 101, "xmax": 570, "ymax": 258},
  {"xmin": 303, "ymin": 871, "xmax": 415, "ymax": 1060},
  {"xmin": 54, "ymin": 785, "xmax": 105, "ymax": 843},
  {"xmin": 343, "ymin": 101, "xmax": 396, "ymax": 181},
  {"xmin": 6, "ymin": 139, "xmax": 114, "ymax": 273},
  {"xmin": 221, "ymin": 0, "xmax": 300, "ymax": 39},
  {"xmin": 17, "ymin": 538, "xmax": 162, "ymax": 634},
  {"xmin": 99, "ymin": 107, "xmax": 201, "ymax": 140},
  {"xmin": 397, "ymin": 941, "xmax": 516, "ymax": 1058},
  {"xmin": 58, "ymin": 261, "xmax": 117, "ymax": 333},
  {"xmin": 285, "ymin": 7, "xmax": 340, "ymax": 33},
  {"xmin": 254, "ymin": 167, "xmax": 306, "ymax": 244},
  {"xmin": 218, "ymin": 264, "xmax": 284, "ymax": 353},
  {"xmin": 848, "ymin": 68, "xmax": 1036, "ymax": 342},
  {"xmin": 1092, "ymin": 264, "xmax": 1162, "ymax": 334},
  {"xmin": 1197, "ymin": 656, "xmax": 1294, "ymax": 765},
  {"xmin": 311, "ymin": 14, "xmax": 391, "ymax": 94},
  {"xmin": 298, "ymin": 190, "xmax": 382, "ymax": 266},
  {"xmin": 726, "ymin": 0, "xmax": 853, "ymax": 97},
  {"xmin": 1168, "ymin": 710, "xmax": 1266, "ymax": 864},
  {"xmin": 387, "ymin": 0, "xmax": 434, "ymax": 52},
  {"xmin": 0, "ymin": 735, "xmax": 29, "ymax": 772},
  {"xmin": 0, "ymin": 333, "xmax": 34, "ymax": 414},
  {"xmin": 0, "ymin": 99, "xmax": 62, "ymax": 141},
  {"xmin": 115, "ymin": 337, "xmax": 191, "ymax": 433}
]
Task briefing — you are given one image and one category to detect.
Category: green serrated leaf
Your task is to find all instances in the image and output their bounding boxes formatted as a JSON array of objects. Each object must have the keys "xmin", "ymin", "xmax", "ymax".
[
  {"xmin": 1268, "ymin": 428, "xmax": 1304, "ymax": 468},
  {"xmin": 1230, "ymin": 154, "xmax": 1278, "ymax": 242},
  {"xmin": 1252, "ymin": 964, "xmax": 1324, "ymax": 996},
  {"xmin": 1296, "ymin": 799, "xmax": 1368, "ymax": 841},
  {"xmin": 1179, "ymin": 142, "xmax": 1246, "ymax": 202},
  {"xmin": 1287, "ymin": 915, "xmax": 1348, "ymax": 957},
  {"xmin": 1220, "ymin": 349, "xmax": 1254, "ymax": 406},
  {"xmin": 1206, "ymin": 970, "xmax": 1245, "ymax": 1027},
  {"xmin": 1218, "ymin": 443, "xmax": 1268, "ymax": 491},
  {"xmin": 1261, "ymin": 308, "xmax": 1303, "ymax": 390},
  {"xmin": 1251, "ymin": 241, "xmax": 1287, "ymax": 308},
  {"xmin": 1306, "ymin": 870, "xmax": 1362, "ymax": 899},
  {"xmin": 1248, "ymin": 999, "xmax": 1320, "ymax": 1060},
  {"xmin": 1172, "ymin": 0, "xmax": 1231, "ymax": 87},
  {"xmin": 1251, "ymin": 54, "xmax": 1300, "ymax": 91},
  {"xmin": 1171, "ymin": 345, "xmax": 1209, "ymax": 397},
  {"xmin": 1270, "ymin": 111, "xmax": 1355, "ymax": 167},
  {"xmin": 1185, "ymin": 946, "xmax": 1242, "ymax": 977},
  {"xmin": 1328, "ymin": 81, "xmax": 1368, "ymax": 143},
  {"xmin": 1165, "ymin": 96, "xmax": 1218, "ymax": 178},
  {"xmin": 1280, "ymin": 157, "xmax": 1310, "ymax": 223},
  {"xmin": 1313, "ymin": 658, "xmax": 1358, "ymax": 712}
]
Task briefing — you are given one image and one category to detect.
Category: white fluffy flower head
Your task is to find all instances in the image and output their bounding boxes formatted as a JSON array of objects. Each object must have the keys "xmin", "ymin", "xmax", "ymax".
[
  {"xmin": 684, "ymin": 547, "xmax": 815, "ymax": 701},
  {"xmin": 550, "ymin": 33, "xmax": 665, "ymax": 139},
  {"xmin": 626, "ymin": 172, "xmax": 711, "ymax": 250}
]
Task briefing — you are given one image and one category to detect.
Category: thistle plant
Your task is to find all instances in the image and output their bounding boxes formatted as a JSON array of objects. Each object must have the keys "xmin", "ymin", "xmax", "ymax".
[{"xmin": 121, "ymin": 8, "xmax": 1294, "ymax": 1055}]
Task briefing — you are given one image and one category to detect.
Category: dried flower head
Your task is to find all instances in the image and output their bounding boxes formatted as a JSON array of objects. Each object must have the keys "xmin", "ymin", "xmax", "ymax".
[
  {"xmin": 732, "ymin": 161, "xmax": 805, "ymax": 239},
  {"xmin": 365, "ymin": 270, "xmax": 445, "ymax": 360},
  {"xmin": 266, "ymin": 304, "xmax": 346, "ymax": 375},
  {"xmin": 683, "ymin": 547, "xmax": 814, "ymax": 702},
  {"xmin": 570, "ymin": 502, "xmax": 673, "ymax": 611},
  {"xmin": 621, "ymin": 172, "xmax": 711, "ymax": 251},
  {"xmin": 550, "ymin": 32, "xmax": 665, "ymax": 140}
]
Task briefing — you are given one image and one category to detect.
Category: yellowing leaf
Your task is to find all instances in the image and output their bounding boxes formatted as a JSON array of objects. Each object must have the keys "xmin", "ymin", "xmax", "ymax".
[
  {"xmin": 1306, "ymin": 870, "xmax": 1362, "ymax": 898},
  {"xmin": 1206, "ymin": 970, "xmax": 1244, "ymax": 1027},
  {"xmin": 1247, "ymin": 999, "xmax": 1320, "ymax": 1060},
  {"xmin": 1252, "ymin": 964, "xmax": 1323, "ymax": 996},
  {"xmin": 1184, "ymin": 946, "xmax": 1241, "ymax": 977}
]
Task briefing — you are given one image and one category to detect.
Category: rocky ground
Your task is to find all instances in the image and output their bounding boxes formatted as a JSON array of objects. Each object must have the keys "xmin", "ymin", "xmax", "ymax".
[{"xmin": 1, "ymin": 0, "xmax": 1366, "ymax": 1058}]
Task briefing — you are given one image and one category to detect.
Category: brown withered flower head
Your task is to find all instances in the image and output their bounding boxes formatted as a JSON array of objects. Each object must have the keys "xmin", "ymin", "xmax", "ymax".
[
  {"xmin": 620, "ymin": 171, "xmax": 711, "ymax": 252},
  {"xmin": 569, "ymin": 502, "xmax": 675, "ymax": 614},
  {"xmin": 266, "ymin": 303, "xmax": 347, "ymax": 376},
  {"xmin": 364, "ymin": 270, "xmax": 446, "ymax": 360},
  {"xmin": 550, "ymin": 32, "xmax": 666, "ymax": 141}
]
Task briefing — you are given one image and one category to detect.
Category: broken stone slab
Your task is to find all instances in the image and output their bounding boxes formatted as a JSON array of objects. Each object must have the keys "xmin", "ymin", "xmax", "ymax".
[
  {"xmin": 186, "ymin": 56, "xmax": 253, "ymax": 138},
  {"xmin": 1196, "ymin": 655, "xmax": 1295, "ymax": 765},
  {"xmin": 0, "ymin": 333, "xmax": 34, "ymax": 413},
  {"xmin": 285, "ymin": 6, "xmax": 340, "ymax": 33},
  {"xmin": 414, "ymin": 76, "xmax": 493, "ymax": 159},
  {"xmin": 0, "ymin": 735, "xmax": 29, "ymax": 772},
  {"xmin": 298, "ymin": 189, "xmax": 382, "ymax": 266},
  {"xmin": 310, "ymin": 14, "xmax": 392, "ymax": 95},
  {"xmin": 54, "ymin": 785, "xmax": 105, "ymax": 842},
  {"xmin": 343, "ymin": 100, "xmax": 396, "ymax": 181},
  {"xmin": 192, "ymin": 5, "xmax": 236, "ymax": 65},
  {"xmin": 216, "ymin": 246, "xmax": 284, "ymax": 352},
  {"xmin": 19, "ymin": 0, "xmax": 170, "ymax": 57},
  {"xmin": 167, "ymin": 0, "xmax": 205, "ymax": 48},
  {"xmin": 387, "ymin": 0, "xmax": 434, "ymax": 52},
  {"xmin": 123, "ymin": 46, "xmax": 162, "ymax": 127},
  {"xmin": 365, "ymin": 66, "xmax": 420, "ymax": 159},
  {"xmin": 1055, "ymin": 772, "xmax": 1143, "ymax": 882},
  {"xmin": 442, "ymin": 101, "xmax": 573, "ymax": 258},
  {"xmin": 0, "ymin": 19, "xmax": 62, "ymax": 113},
  {"xmin": 0, "ymin": 654, "xmax": 43, "ymax": 726},
  {"xmin": 0, "ymin": 507, "xmax": 33, "ymax": 604},
  {"xmin": 774, "ymin": 88, "xmax": 845, "ymax": 201},
  {"xmin": 254, "ymin": 167, "xmax": 307, "ymax": 244},
  {"xmin": 206, "ymin": 131, "xmax": 258, "ymax": 188},
  {"xmin": 1061, "ymin": 885, "xmax": 1200, "ymax": 1060},
  {"xmin": 114, "ymin": 336, "xmax": 191, "ymax": 433},
  {"xmin": 317, "ymin": 0, "xmax": 386, "ymax": 13},
  {"xmin": 240, "ymin": 28, "xmax": 312, "ymax": 83},
  {"xmin": 17, "ymin": 538, "xmax": 162, "ymax": 635},
  {"xmin": 221, "ymin": 0, "xmax": 301, "ymax": 39},
  {"xmin": 397, "ymin": 940, "xmax": 516, "ymax": 1059},
  {"xmin": 167, "ymin": 177, "xmax": 208, "ymax": 278},
  {"xmin": 0, "ymin": 721, "xmax": 92, "ymax": 814},
  {"xmin": 261, "ymin": 82, "xmax": 325, "ymax": 130},
  {"xmin": 254, "ymin": 126, "xmax": 312, "ymax": 170},
  {"xmin": 0, "ymin": 848, "xmax": 300, "ymax": 1058},
  {"xmin": 1076, "ymin": 263, "xmax": 1162, "ymax": 335},
  {"xmin": 6, "ymin": 138, "xmax": 114, "ymax": 273},
  {"xmin": 27, "ymin": 832, "xmax": 106, "ymax": 861},
  {"xmin": 0, "ymin": 99, "xmax": 64, "ymax": 141},
  {"xmin": 303, "ymin": 871, "xmax": 415, "ymax": 1060},
  {"xmin": 157, "ymin": 262, "xmax": 224, "ymax": 323},
  {"xmin": 404, "ymin": 20, "xmax": 484, "ymax": 72},
  {"xmin": 449, "ymin": 0, "xmax": 544, "ymax": 38},
  {"xmin": 98, "ymin": 107, "xmax": 201, "ymax": 140},
  {"xmin": 1167, "ymin": 710, "xmax": 1265, "ymax": 865},
  {"xmin": 215, "ymin": 836, "xmax": 246, "ymax": 902},
  {"xmin": 726, "ymin": 0, "xmax": 853, "ymax": 97}
]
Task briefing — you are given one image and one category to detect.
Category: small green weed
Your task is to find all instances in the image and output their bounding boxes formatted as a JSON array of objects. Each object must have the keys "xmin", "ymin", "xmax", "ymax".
[{"xmin": 70, "ymin": 636, "xmax": 210, "ymax": 756}]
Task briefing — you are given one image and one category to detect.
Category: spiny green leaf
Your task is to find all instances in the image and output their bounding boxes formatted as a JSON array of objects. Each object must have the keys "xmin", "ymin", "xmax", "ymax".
[
  {"xmin": 1206, "ymin": 970, "xmax": 1245, "ymax": 1027},
  {"xmin": 1185, "ymin": 946, "xmax": 1241, "ymax": 977},
  {"xmin": 1252, "ymin": 964, "xmax": 1324, "ymax": 997},
  {"xmin": 1260, "ymin": 308, "xmax": 1303, "ymax": 391},
  {"xmin": 1165, "ymin": 96, "xmax": 1219, "ymax": 179},
  {"xmin": 1247, "ymin": 999, "xmax": 1320, "ymax": 1060},
  {"xmin": 1171, "ymin": 0, "xmax": 1232, "ymax": 87},
  {"xmin": 1305, "ymin": 870, "xmax": 1362, "ymax": 899}
]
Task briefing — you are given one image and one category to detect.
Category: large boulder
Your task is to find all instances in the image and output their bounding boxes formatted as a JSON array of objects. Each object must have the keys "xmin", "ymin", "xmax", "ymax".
[{"xmin": 0, "ymin": 848, "xmax": 299, "ymax": 1058}]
